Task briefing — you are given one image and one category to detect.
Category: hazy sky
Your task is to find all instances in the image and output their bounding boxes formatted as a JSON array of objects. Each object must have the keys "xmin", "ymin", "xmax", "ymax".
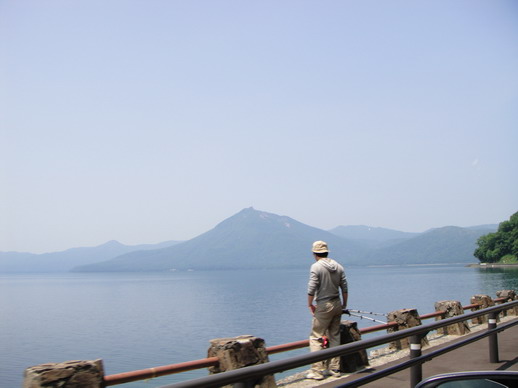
[{"xmin": 1, "ymin": 1, "xmax": 517, "ymax": 253}]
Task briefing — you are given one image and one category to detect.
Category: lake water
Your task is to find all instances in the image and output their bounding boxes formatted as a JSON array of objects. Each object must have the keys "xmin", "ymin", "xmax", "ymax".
[{"xmin": 1, "ymin": 265, "xmax": 517, "ymax": 388}]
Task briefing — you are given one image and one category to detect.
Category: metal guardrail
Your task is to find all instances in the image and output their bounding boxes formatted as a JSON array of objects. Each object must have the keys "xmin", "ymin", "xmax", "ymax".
[
  {"xmin": 103, "ymin": 358, "xmax": 220, "ymax": 386},
  {"xmin": 152, "ymin": 300, "xmax": 518, "ymax": 388},
  {"xmin": 337, "ymin": 318, "xmax": 518, "ymax": 388},
  {"xmin": 103, "ymin": 297, "xmax": 513, "ymax": 387}
]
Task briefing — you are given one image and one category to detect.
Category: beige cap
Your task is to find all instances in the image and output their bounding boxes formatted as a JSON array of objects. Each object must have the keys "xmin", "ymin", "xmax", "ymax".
[{"xmin": 312, "ymin": 241, "xmax": 329, "ymax": 253}]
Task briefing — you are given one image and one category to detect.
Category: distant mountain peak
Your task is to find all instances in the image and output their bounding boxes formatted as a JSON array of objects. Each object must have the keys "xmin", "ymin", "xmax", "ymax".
[
  {"xmin": 328, "ymin": 225, "xmax": 419, "ymax": 242},
  {"xmin": 102, "ymin": 240, "xmax": 123, "ymax": 246},
  {"xmin": 73, "ymin": 207, "xmax": 366, "ymax": 272},
  {"xmin": 229, "ymin": 207, "xmax": 288, "ymax": 222},
  {"xmin": 214, "ymin": 208, "xmax": 295, "ymax": 232},
  {"xmin": 424, "ymin": 226, "xmax": 463, "ymax": 233}
]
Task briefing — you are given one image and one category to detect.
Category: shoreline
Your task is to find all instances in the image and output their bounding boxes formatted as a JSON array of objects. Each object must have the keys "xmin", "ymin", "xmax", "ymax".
[{"xmin": 467, "ymin": 263, "xmax": 518, "ymax": 268}]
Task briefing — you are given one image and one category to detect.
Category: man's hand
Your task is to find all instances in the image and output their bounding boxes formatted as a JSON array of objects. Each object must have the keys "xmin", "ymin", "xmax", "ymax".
[{"xmin": 308, "ymin": 295, "xmax": 315, "ymax": 315}]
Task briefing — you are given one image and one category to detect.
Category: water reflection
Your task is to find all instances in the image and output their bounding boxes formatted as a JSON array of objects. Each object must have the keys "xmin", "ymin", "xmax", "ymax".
[{"xmin": 476, "ymin": 266, "xmax": 518, "ymax": 292}]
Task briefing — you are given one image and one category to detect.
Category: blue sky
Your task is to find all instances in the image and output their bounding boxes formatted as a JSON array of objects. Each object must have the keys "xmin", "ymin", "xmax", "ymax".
[{"xmin": 1, "ymin": 1, "xmax": 517, "ymax": 253}]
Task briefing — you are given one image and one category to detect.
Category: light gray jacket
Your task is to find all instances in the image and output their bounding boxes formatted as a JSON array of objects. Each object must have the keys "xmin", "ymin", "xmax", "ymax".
[{"xmin": 307, "ymin": 258, "xmax": 348, "ymax": 303}]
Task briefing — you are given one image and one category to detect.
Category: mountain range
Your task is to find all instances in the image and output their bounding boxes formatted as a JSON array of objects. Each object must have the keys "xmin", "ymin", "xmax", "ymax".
[
  {"xmin": 0, "ymin": 240, "xmax": 180, "ymax": 273},
  {"xmin": 0, "ymin": 207, "xmax": 497, "ymax": 272}
]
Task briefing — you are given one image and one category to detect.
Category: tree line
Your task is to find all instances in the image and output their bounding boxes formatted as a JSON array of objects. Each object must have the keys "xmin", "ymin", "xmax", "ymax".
[{"xmin": 474, "ymin": 211, "xmax": 518, "ymax": 263}]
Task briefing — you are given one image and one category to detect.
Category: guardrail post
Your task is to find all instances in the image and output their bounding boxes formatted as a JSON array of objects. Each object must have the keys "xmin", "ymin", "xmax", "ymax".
[
  {"xmin": 470, "ymin": 295, "xmax": 495, "ymax": 324},
  {"xmin": 434, "ymin": 300, "xmax": 470, "ymax": 335},
  {"xmin": 207, "ymin": 335, "xmax": 276, "ymax": 388},
  {"xmin": 488, "ymin": 311, "xmax": 499, "ymax": 363},
  {"xmin": 409, "ymin": 334, "xmax": 423, "ymax": 388},
  {"xmin": 496, "ymin": 290, "xmax": 518, "ymax": 316},
  {"xmin": 387, "ymin": 308, "xmax": 428, "ymax": 350},
  {"xmin": 23, "ymin": 360, "xmax": 104, "ymax": 388},
  {"xmin": 340, "ymin": 320, "xmax": 369, "ymax": 372}
]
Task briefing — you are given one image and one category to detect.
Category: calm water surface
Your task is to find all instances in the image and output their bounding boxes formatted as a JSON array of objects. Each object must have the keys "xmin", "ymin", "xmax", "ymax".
[{"xmin": 1, "ymin": 265, "xmax": 517, "ymax": 388}]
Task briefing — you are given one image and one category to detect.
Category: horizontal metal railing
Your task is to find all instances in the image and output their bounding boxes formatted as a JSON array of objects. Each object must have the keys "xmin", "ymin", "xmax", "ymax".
[
  {"xmin": 103, "ymin": 358, "xmax": 220, "ymax": 386},
  {"xmin": 155, "ymin": 300, "xmax": 518, "ymax": 388},
  {"xmin": 337, "ymin": 318, "xmax": 518, "ymax": 388},
  {"xmin": 103, "ymin": 296, "xmax": 512, "ymax": 386}
]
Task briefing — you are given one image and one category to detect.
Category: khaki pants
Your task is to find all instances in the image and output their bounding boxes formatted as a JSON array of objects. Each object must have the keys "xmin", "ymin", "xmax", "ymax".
[{"xmin": 309, "ymin": 298, "xmax": 342, "ymax": 372}]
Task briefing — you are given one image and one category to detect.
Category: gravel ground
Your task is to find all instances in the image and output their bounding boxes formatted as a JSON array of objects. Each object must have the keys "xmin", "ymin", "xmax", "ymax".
[{"xmin": 276, "ymin": 315, "xmax": 516, "ymax": 387}]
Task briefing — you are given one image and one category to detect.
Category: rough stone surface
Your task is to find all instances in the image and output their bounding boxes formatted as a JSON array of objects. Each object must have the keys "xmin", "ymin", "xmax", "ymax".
[
  {"xmin": 208, "ymin": 335, "xmax": 276, "ymax": 388},
  {"xmin": 339, "ymin": 321, "xmax": 369, "ymax": 372},
  {"xmin": 387, "ymin": 308, "xmax": 428, "ymax": 350},
  {"xmin": 23, "ymin": 360, "xmax": 104, "ymax": 388},
  {"xmin": 470, "ymin": 294, "xmax": 495, "ymax": 324},
  {"xmin": 434, "ymin": 300, "xmax": 470, "ymax": 335},
  {"xmin": 496, "ymin": 290, "xmax": 518, "ymax": 315}
]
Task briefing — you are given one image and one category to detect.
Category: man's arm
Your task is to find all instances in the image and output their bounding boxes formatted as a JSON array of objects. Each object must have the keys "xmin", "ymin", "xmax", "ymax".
[
  {"xmin": 307, "ymin": 265, "xmax": 319, "ymax": 315},
  {"xmin": 308, "ymin": 294, "xmax": 316, "ymax": 315},
  {"xmin": 340, "ymin": 267, "xmax": 348, "ymax": 310}
]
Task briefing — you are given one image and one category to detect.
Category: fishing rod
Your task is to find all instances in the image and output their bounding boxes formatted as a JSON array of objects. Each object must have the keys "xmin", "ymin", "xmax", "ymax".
[
  {"xmin": 347, "ymin": 309, "xmax": 388, "ymax": 317},
  {"xmin": 343, "ymin": 310, "xmax": 387, "ymax": 324}
]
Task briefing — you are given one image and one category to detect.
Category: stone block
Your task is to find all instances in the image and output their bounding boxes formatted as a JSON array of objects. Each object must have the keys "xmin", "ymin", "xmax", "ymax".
[
  {"xmin": 434, "ymin": 300, "xmax": 470, "ymax": 335},
  {"xmin": 496, "ymin": 290, "xmax": 518, "ymax": 315},
  {"xmin": 387, "ymin": 308, "xmax": 428, "ymax": 350},
  {"xmin": 470, "ymin": 294, "xmax": 495, "ymax": 324},
  {"xmin": 339, "ymin": 320, "xmax": 369, "ymax": 372},
  {"xmin": 208, "ymin": 335, "xmax": 276, "ymax": 388},
  {"xmin": 23, "ymin": 360, "xmax": 104, "ymax": 388}
]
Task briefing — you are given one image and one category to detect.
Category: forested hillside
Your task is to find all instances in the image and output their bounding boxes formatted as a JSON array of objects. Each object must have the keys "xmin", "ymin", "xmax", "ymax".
[{"xmin": 475, "ymin": 212, "xmax": 518, "ymax": 263}]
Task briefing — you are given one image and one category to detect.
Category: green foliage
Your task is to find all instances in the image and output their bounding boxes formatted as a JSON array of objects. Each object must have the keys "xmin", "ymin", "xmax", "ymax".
[
  {"xmin": 474, "ymin": 211, "xmax": 518, "ymax": 263},
  {"xmin": 500, "ymin": 255, "xmax": 518, "ymax": 264}
]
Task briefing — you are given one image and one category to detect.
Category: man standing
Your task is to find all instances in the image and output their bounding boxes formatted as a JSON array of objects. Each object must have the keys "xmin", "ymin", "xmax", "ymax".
[{"xmin": 306, "ymin": 240, "xmax": 348, "ymax": 380}]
